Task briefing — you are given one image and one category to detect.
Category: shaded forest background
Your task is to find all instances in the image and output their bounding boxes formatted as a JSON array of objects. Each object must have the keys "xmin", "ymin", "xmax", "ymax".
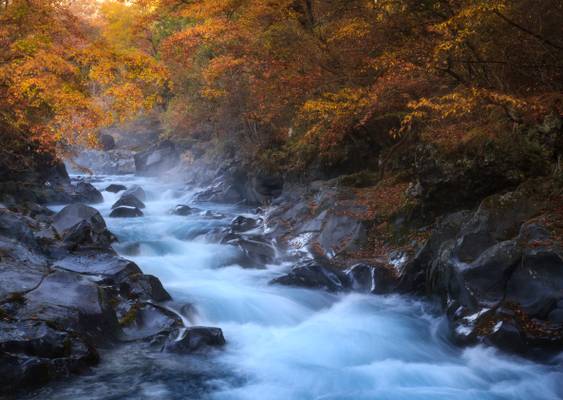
[{"xmin": 1, "ymin": 0, "xmax": 562, "ymax": 183}]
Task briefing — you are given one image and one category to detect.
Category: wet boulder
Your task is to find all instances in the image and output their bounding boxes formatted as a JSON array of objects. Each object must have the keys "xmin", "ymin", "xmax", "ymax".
[
  {"xmin": 201, "ymin": 210, "xmax": 226, "ymax": 220},
  {"xmin": 21, "ymin": 269, "xmax": 120, "ymax": 340},
  {"xmin": 345, "ymin": 263, "xmax": 398, "ymax": 294},
  {"xmin": 53, "ymin": 251, "xmax": 142, "ymax": 279},
  {"xmin": 72, "ymin": 182, "xmax": 103, "ymax": 204},
  {"xmin": 0, "ymin": 320, "xmax": 99, "ymax": 393},
  {"xmin": 52, "ymin": 204, "xmax": 115, "ymax": 248},
  {"xmin": 112, "ymin": 194, "xmax": 146, "ymax": 210},
  {"xmin": 120, "ymin": 303, "xmax": 181, "ymax": 342},
  {"xmin": 134, "ymin": 140, "xmax": 180, "ymax": 176},
  {"xmin": 163, "ymin": 326, "xmax": 225, "ymax": 353},
  {"xmin": 230, "ymin": 216, "xmax": 261, "ymax": 233},
  {"xmin": 229, "ymin": 236, "xmax": 276, "ymax": 267},
  {"xmin": 122, "ymin": 185, "xmax": 146, "ymax": 201},
  {"xmin": 105, "ymin": 184, "xmax": 127, "ymax": 193},
  {"xmin": 171, "ymin": 204, "xmax": 197, "ymax": 216},
  {"xmin": 109, "ymin": 206, "xmax": 143, "ymax": 218},
  {"xmin": 270, "ymin": 260, "xmax": 351, "ymax": 292}
]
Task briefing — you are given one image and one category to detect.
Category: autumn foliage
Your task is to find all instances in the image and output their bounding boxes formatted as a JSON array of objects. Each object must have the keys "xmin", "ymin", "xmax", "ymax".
[
  {"xmin": 1, "ymin": 0, "xmax": 562, "ymax": 176},
  {"xmin": 0, "ymin": 0, "xmax": 167, "ymax": 172}
]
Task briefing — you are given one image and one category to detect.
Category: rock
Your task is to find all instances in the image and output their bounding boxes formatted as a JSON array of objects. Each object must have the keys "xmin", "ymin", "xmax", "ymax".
[
  {"xmin": 52, "ymin": 204, "xmax": 115, "ymax": 248},
  {"xmin": 105, "ymin": 184, "xmax": 127, "ymax": 193},
  {"xmin": 505, "ymin": 247, "xmax": 563, "ymax": 317},
  {"xmin": 163, "ymin": 326, "xmax": 225, "ymax": 353},
  {"xmin": 484, "ymin": 320, "xmax": 526, "ymax": 354},
  {"xmin": 112, "ymin": 194, "xmax": 146, "ymax": 210},
  {"xmin": 270, "ymin": 260, "xmax": 350, "ymax": 292},
  {"xmin": 122, "ymin": 185, "xmax": 146, "ymax": 201},
  {"xmin": 400, "ymin": 182, "xmax": 563, "ymax": 354},
  {"xmin": 72, "ymin": 182, "xmax": 103, "ymax": 204},
  {"xmin": 345, "ymin": 263, "xmax": 397, "ymax": 294},
  {"xmin": 230, "ymin": 216, "xmax": 261, "ymax": 233},
  {"xmin": 53, "ymin": 252, "xmax": 142, "ymax": 278},
  {"xmin": 71, "ymin": 149, "xmax": 136, "ymax": 175},
  {"xmin": 0, "ymin": 320, "xmax": 99, "ymax": 393},
  {"xmin": 22, "ymin": 269, "xmax": 120, "ymax": 340},
  {"xmin": 134, "ymin": 140, "xmax": 180, "ymax": 176},
  {"xmin": 194, "ymin": 182, "xmax": 242, "ymax": 203},
  {"xmin": 118, "ymin": 274, "xmax": 172, "ymax": 302},
  {"xmin": 109, "ymin": 206, "xmax": 143, "ymax": 218},
  {"xmin": 201, "ymin": 210, "xmax": 226, "ymax": 219},
  {"xmin": 229, "ymin": 237, "xmax": 276, "ymax": 266},
  {"xmin": 171, "ymin": 204, "xmax": 196, "ymax": 216},
  {"xmin": 120, "ymin": 303, "xmax": 181, "ymax": 342},
  {"xmin": 99, "ymin": 133, "xmax": 115, "ymax": 151}
]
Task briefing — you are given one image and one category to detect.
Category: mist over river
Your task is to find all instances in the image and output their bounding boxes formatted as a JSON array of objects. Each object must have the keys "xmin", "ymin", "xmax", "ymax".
[{"xmin": 26, "ymin": 175, "xmax": 563, "ymax": 400}]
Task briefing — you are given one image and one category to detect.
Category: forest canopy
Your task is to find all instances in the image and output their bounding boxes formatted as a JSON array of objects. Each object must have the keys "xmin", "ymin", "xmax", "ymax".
[{"xmin": 1, "ymin": 0, "xmax": 562, "ymax": 174}]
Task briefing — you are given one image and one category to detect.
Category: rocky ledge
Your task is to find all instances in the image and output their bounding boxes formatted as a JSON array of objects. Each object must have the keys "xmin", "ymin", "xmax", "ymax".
[{"xmin": 0, "ymin": 200, "xmax": 224, "ymax": 394}]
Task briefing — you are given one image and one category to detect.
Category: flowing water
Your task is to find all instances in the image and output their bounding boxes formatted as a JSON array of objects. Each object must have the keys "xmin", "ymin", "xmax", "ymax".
[{"xmin": 32, "ymin": 175, "xmax": 563, "ymax": 400}]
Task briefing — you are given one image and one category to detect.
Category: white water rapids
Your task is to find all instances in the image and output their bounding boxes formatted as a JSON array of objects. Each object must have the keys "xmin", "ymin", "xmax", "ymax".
[{"xmin": 31, "ymin": 175, "xmax": 563, "ymax": 400}]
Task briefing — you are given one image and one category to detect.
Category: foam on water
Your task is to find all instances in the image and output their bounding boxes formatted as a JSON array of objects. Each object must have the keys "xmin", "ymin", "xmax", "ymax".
[{"xmin": 35, "ymin": 175, "xmax": 563, "ymax": 400}]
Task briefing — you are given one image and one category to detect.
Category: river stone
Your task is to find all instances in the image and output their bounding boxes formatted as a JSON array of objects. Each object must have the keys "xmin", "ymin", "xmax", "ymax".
[
  {"xmin": 53, "ymin": 204, "xmax": 105, "ymax": 237},
  {"xmin": 72, "ymin": 182, "xmax": 103, "ymax": 204},
  {"xmin": 105, "ymin": 184, "xmax": 127, "ymax": 193},
  {"xmin": 53, "ymin": 252, "xmax": 142, "ymax": 278},
  {"xmin": 171, "ymin": 204, "xmax": 196, "ymax": 216},
  {"xmin": 122, "ymin": 185, "xmax": 146, "ymax": 201},
  {"xmin": 110, "ymin": 206, "xmax": 143, "ymax": 218},
  {"xmin": 270, "ymin": 261, "xmax": 351, "ymax": 292},
  {"xmin": 112, "ymin": 194, "xmax": 146, "ymax": 209},
  {"xmin": 229, "ymin": 236, "xmax": 276, "ymax": 266},
  {"xmin": 0, "ymin": 320, "xmax": 99, "ymax": 393},
  {"xmin": 345, "ymin": 263, "xmax": 397, "ymax": 294},
  {"xmin": 52, "ymin": 204, "xmax": 115, "ymax": 248},
  {"xmin": 230, "ymin": 215, "xmax": 261, "ymax": 233},
  {"xmin": 121, "ymin": 304, "xmax": 181, "ymax": 341},
  {"xmin": 163, "ymin": 326, "xmax": 225, "ymax": 353}
]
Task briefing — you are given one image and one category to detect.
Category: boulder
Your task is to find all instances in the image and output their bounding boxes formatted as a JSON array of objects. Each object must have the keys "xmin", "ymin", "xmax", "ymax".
[
  {"xmin": 22, "ymin": 269, "xmax": 120, "ymax": 340},
  {"xmin": 163, "ymin": 326, "xmax": 225, "ymax": 353},
  {"xmin": 109, "ymin": 206, "xmax": 143, "ymax": 218},
  {"xmin": 270, "ymin": 261, "xmax": 350, "ymax": 292},
  {"xmin": 99, "ymin": 134, "xmax": 115, "ymax": 151},
  {"xmin": 120, "ymin": 303, "xmax": 181, "ymax": 342},
  {"xmin": 230, "ymin": 216, "xmax": 261, "ymax": 233},
  {"xmin": 72, "ymin": 182, "xmax": 103, "ymax": 204},
  {"xmin": 122, "ymin": 185, "xmax": 146, "ymax": 201},
  {"xmin": 112, "ymin": 194, "xmax": 146, "ymax": 210},
  {"xmin": 134, "ymin": 140, "xmax": 180, "ymax": 176},
  {"xmin": 229, "ymin": 237, "xmax": 276, "ymax": 267},
  {"xmin": 201, "ymin": 210, "xmax": 226, "ymax": 219},
  {"xmin": 401, "ymin": 182, "xmax": 563, "ymax": 354},
  {"xmin": 105, "ymin": 184, "xmax": 127, "ymax": 193},
  {"xmin": 52, "ymin": 204, "xmax": 115, "ymax": 248},
  {"xmin": 345, "ymin": 263, "xmax": 398, "ymax": 294},
  {"xmin": 0, "ymin": 320, "xmax": 99, "ymax": 393},
  {"xmin": 171, "ymin": 204, "xmax": 196, "ymax": 216},
  {"xmin": 53, "ymin": 252, "xmax": 141, "ymax": 278}
]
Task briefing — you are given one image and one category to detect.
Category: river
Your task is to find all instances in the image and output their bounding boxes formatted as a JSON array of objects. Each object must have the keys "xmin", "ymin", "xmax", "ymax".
[{"xmin": 30, "ymin": 174, "xmax": 563, "ymax": 400}]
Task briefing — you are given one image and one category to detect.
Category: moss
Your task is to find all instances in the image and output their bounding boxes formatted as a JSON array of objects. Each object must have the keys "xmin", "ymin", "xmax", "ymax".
[
  {"xmin": 119, "ymin": 304, "xmax": 139, "ymax": 327},
  {"xmin": 337, "ymin": 170, "xmax": 379, "ymax": 188}
]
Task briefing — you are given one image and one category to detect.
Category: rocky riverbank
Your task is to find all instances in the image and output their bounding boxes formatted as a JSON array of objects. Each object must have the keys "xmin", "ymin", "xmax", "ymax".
[
  {"xmin": 2, "ymin": 112, "xmax": 562, "ymax": 394},
  {"xmin": 0, "ymin": 163, "xmax": 224, "ymax": 395},
  {"xmin": 182, "ymin": 115, "xmax": 563, "ymax": 359}
]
